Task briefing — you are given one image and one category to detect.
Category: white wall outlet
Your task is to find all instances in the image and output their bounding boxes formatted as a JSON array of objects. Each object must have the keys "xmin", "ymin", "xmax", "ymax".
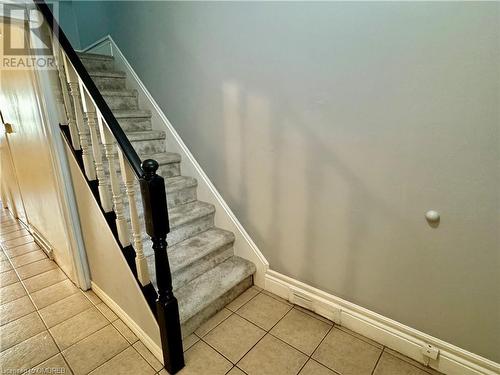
[{"xmin": 421, "ymin": 343, "xmax": 440, "ymax": 360}]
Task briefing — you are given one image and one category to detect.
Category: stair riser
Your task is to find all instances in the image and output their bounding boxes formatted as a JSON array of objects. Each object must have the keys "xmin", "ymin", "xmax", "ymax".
[
  {"xmin": 81, "ymin": 58, "xmax": 114, "ymax": 72},
  {"xmin": 172, "ymin": 244, "xmax": 233, "ymax": 291},
  {"xmin": 158, "ymin": 162, "xmax": 180, "ymax": 178},
  {"xmin": 117, "ymin": 117, "xmax": 152, "ymax": 132},
  {"xmin": 145, "ymin": 242, "xmax": 233, "ymax": 293},
  {"xmin": 181, "ymin": 276, "xmax": 253, "ymax": 337},
  {"xmin": 123, "ymin": 183, "xmax": 196, "ymax": 220},
  {"xmin": 101, "ymin": 154, "xmax": 180, "ymax": 178},
  {"xmin": 141, "ymin": 213, "xmax": 214, "ymax": 255},
  {"xmin": 90, "ymin": 138, "xmax": 165, "ymax": 159},
  {"xmin": 131, "ymin": 139, "xmax": 166, "ymax": 155},
  {"xmin": 92, "ymin": 76, "xmax": 126, "ymax": 90},
  {"xmin": 168, "ymin": 214, "xmax": 214, "ymax": 247},
  {"xmin": 168, "ymin": 186, "xmax": 197, "ymax": 208},
  {"xmin": 104, "ymin": 95, "xmax": 139, "ymax": 111}
]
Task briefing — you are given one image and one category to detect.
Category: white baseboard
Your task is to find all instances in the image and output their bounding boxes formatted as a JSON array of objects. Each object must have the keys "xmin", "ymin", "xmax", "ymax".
[
  {"xmin": 27, "ymin": 224, "xmax": 54, "ymax": 259},
  {"xmin": 265, "ymin": 270, "xmax": 500, "ymax": 375},
  {"xmin": 90, "ymin": 281, "xmax": 163, "ymax": 364},
  {"xmin": 81, "ymin": 35, "xmax": 269, "ymax": 287},
  {"xmin": 80, "ymin": 35, "xmax": 499, "ymax": 375}
]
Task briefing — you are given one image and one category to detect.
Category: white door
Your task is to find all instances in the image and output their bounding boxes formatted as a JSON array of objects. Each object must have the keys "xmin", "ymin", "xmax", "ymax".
[{"xmin": 0, "ymin": 111, "xmax": 28, "ymax": 223}]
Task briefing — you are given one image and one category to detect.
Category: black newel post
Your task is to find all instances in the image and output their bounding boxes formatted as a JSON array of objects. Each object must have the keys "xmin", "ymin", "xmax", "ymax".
[{"xmin": 140, "ymin": 159, "xmax": 185, "ymax": 374}]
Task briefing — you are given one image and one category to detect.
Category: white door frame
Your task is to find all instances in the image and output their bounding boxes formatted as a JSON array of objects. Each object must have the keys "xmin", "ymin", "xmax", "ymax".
[
  {"xmin": 1, "ymin": 4, "xmax": 91, "ymax": 289},
  {"xmin": 30, "ymin": 17, "xmax": 91, "ymax": 290}
]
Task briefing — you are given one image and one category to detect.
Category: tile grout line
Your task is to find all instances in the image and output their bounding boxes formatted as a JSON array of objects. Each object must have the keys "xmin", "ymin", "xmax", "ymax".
[
  {"xmin": 8, "ymin": 249, "xmax": 49, "ymax": 267},
  {"xmin": 61, "ymin": 323, "xmax": 120, "ymax": 375},
  {"xmin": 0, "ymin": 223, "xmax": 26, "ymax": 234},
  {"xmin": 335, "ymin": 325, "xmax": 384, "ymax": 349},
  {"xmin": 102, "ymin": 344, "xmax": 157, "ymax": 374},
  {"xmin": 197, "ymin": 288, "xmax": 288, "ymax": 368},
  {"xmin": 130, "ymin": 340, "xmax": 166, "ymax": 373},
  {"xmin": 45, "ymin": 292, "xmax": 136, "ymax": 355},
  {"xmin": 200, "ymin": 334, "xmax": 242, "ymax": 366},
  {"xmin": 200, "ymin": 285, "xmax": 346, "ymax": 375},
  {"xmin": 232, "ymin": 305, "xmax": 314, "ymax": 374},
  {"xmin": 0, "ymin": 229, "xmax": 31, "ymax": 242},
  {"xmin": 308, "ymin": 324, "xmax": 384, "ymax": 375},
  {"xmin": 371, "ymin": 346, "xmax": 385, "ymax": 375},
  {"xmin": 192, "ymin": 311, "xmax": 232, "ymax": 339},
  {"xmin": 36, "ymin": 291, "xmax": 93, "ymax": 325},
  {"xmin": 0, "ymin": 223, "xmax": 125, "ymax": 375},
  {"xmin": 38, "ymin": 268, "xmax": 163, "ymax": 374},
  {"xmin": 2, "ymin": 251, "xmax": 42, "ymax": 266},
  {"xmin": 1, "ymin": 236, "xmax": 35, "ymax": 249},
  {"xmin": 22, "ymin": 268, "xmax": 72, "ymax": 294},
  {"xmin": 194, "ymin": 286, "xmax": 264, "ymax": 338},
  {"xmin": 77, "ymin": 280, "xmax": 166, "ymax": 373},
  {"xmin": 308, "ymin": 324, "xmax": 339, "ymax": 374},
  {"xmin": 193, "ymin": 287, "xmax": 264, "ymax": 340},
  {"xmin": 382, "ymin": 347, "xmax": 439, "ymax": 375},
  {"xmin": 2, "ymin": 242, "xmax": 40, "ymax": 258},
  {"xmin": 77, "ymin": 335, "xmax": 133, "ymax": 375},
  {"xmin": 0, "ymin": 284, "xmax": 29, "ymax": 307},
  {"xmin": 231, "ymin": 293, "xmax": 297, "ymax": 369},
  {"xmin": 3, "ymin": 244, "xmax": 146, "ymax": 375},
  {"xmin": 225, "ymin": 286, "xmax": 264, "ymax": 314},
  {"xmin": 0, "ymin": 237, "xmax": 75, "ymax": 372}
]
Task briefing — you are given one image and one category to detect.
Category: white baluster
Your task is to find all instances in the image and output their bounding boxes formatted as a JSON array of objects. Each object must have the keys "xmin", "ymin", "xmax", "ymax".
[
  {"xmin": 55, "ymin": 49, "xmax": 80, "ymax": 150},
  {"xmin": 118, "ymin": 150, "xmax": 150, "ymax": 286},
  {"xmin": 63, "ymin": 54, "xmax": 95, "ymax": 180},
  {"xmin": 98, "ymin": 118, "xmax": 130, "ymax": 247},
  {"xmin": 79, "ymin": 85, "xmax": 113, "ymax": 213}
]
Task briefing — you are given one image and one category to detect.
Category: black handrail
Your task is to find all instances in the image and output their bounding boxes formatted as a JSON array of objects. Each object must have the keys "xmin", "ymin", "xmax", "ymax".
[
  {"xmin": 36, "ymin": 2, "xmax": 186, "ymax": 372},
  {"xmin": 35, "ymin": 1, "xmax": 143, "ymax": 177}
]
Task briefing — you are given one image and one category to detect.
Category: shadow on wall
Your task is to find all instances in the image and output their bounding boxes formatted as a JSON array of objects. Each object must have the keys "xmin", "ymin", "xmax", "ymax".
[
  {"xmin": 93, "ymin": 1, "xmax": 498, "ymax": 361},
  {"xmin": 218, "ymin": 80, "xmax": 419, "ymax": 302}
]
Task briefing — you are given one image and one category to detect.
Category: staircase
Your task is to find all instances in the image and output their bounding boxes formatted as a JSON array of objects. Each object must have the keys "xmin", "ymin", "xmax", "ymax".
[{"xmin": 78, "ymin": 52, "xmax": 256, "ymax": 336}]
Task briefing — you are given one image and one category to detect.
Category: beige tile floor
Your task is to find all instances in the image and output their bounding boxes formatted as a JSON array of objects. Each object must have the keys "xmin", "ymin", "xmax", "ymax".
[{"xmin": 1, "ymin": 210, "xmax": 442, "ymax": 375}]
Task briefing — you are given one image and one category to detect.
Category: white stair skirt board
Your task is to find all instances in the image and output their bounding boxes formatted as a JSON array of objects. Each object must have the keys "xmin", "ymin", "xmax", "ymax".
[
  {"xmin": 91, "ymin": 282, "xmax": 163, "ymax": 364},
  {"xmin": 266, "ymin": 270, "xmax": 500, "ymax": 375},
  {"xmin": 81, "ymin": 35, "xmax": 269, "ymax": 287}
]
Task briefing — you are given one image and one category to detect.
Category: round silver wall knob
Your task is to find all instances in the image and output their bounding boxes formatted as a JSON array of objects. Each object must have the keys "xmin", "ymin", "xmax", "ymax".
[{"xmin": 425, "ymin": 210, "xmax": 440, "ymax": 222}]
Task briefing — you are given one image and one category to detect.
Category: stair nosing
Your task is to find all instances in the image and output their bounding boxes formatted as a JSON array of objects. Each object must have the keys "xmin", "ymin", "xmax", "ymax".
[
  {"xmin": 130, "ymin": 201, "xmax": 215, "ymax": 231},
  {"xmin": 168, "ymin": 201, "xmax": 215, "ymax": 229},
  {"xmin": 89, "ymin": 70, "xmax": 126, "ymax": 78},
  {"xmin": 149, "ymin": 152, "xmax": 181, "ymax": 164},
  {"xmin": 168, "ymin": 228, "xmax": 235, "ymax": 274},
  {"xmin": 113, "ymin": 110, "xmax": 151, "ymax": 119},
  {"xmin": 126, "ymin": 130, "xmax": 166, "ymax": 141},
  {"xmin": 101, "ymin": 89, "xmax": 137, "ymax": 97},
  {"xmin": 78, "ymin": 52, "xmax": 114, "ymax": 61},
  {"xmin": 165, "ymin": 176, "xmax": 197, "ymax": 193}
]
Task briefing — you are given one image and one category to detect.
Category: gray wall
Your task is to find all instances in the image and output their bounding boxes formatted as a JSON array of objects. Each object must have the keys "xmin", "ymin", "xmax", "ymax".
[
  {"xmin": 56, "ymin": 0, "xmax": 81, "ymax": 49},
  {"xmin": 67, "ymin": 1, "xmax": 500, "ymax": 362}
]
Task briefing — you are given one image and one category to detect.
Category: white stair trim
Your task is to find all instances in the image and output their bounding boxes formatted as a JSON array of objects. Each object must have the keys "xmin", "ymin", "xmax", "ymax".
[
  {"xmin": 81, "ymin": 36, "xmax": 269, "ymax": 287},
  {"xmin": 265, "ymin": 269, "xmax": 500, "ymax": 375}
]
